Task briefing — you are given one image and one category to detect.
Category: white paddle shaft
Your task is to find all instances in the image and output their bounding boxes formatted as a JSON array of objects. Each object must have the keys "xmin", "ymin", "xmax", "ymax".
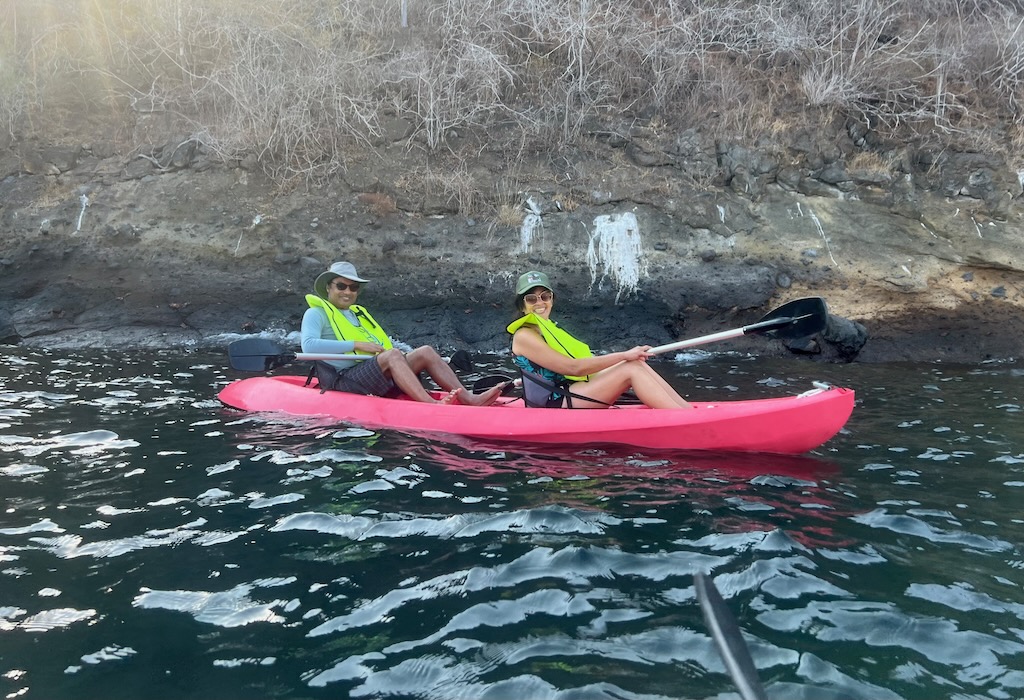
[
  {"xmin": 649, "ymin": 315, "xmax": 806, "ymax": 356},
  {"xmin": 649, "ymin": 328, "xmax": 746, "ymax": 355},
  {"xmin": 294, "ymin": 353, "xmax": 367, "ymax": 362}
]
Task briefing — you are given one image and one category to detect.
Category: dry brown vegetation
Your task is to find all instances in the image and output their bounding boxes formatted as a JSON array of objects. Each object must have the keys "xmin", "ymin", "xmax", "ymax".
[{"xmin": 3, "ymin": 0, "xmax": 1024, "ymax": 186}]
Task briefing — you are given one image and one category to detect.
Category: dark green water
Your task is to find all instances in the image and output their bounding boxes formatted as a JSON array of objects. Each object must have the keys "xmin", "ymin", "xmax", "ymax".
[{"xmin": 1, "ymin": 347, "xmax": 1022, "ymax": 699}]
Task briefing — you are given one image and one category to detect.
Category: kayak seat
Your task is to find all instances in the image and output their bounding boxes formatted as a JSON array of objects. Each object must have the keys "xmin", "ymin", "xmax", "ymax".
[
  {"xmin": 305, "ymin": 361, "xmax": 341, "ymax": 394},
  {"xmin": 519, "ymin": 369, "xmax": 614, "ymax": 408},
  {"xmin": 519, "ymin": 369, "xmax": 643, "ymax": 408}
]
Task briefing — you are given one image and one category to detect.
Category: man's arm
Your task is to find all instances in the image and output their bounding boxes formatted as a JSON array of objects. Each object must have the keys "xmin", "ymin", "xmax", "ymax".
[{"xmin": 300, "ymin": 307, "xmax": 357, "ymax": 357}]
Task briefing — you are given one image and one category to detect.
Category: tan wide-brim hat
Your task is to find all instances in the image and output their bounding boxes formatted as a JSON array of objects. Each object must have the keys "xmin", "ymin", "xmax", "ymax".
[{"xmin": 314, "ymin": 261, "xmax": 370, "ymax": 298}]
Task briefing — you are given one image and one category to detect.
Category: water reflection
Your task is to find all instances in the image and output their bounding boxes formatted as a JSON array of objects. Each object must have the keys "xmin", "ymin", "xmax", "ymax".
[
  {"xmin": 1, "ymin": 349, "xmax": 1023, "ymax": 699},
  {"xmin": 362, "ymin": 434, "xmax": 856, "ymax": 548}
]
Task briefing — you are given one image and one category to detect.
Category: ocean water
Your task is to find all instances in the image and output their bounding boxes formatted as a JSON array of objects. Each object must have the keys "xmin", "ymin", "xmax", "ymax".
[{"xmin": 1, "ymin": 347, "xmax": 1022, "ymax": 699}]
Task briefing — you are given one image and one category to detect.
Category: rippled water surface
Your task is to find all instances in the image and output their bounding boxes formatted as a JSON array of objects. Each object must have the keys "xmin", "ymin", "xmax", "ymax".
[{"xmin": 1, "ymin": 347, "xmax": 1022, "ymax": 699}]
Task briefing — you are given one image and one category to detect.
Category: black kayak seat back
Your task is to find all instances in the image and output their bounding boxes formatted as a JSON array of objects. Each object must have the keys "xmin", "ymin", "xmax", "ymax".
[{"xmin": 518, "ymin": 369, "xmax": 613, "ymax": 408}]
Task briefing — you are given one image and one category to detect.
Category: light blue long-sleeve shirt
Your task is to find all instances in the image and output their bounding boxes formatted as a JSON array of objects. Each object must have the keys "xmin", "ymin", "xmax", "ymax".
[{"xmin": 300, "ymin": 306, "xmax": 362, "ymax": 370}]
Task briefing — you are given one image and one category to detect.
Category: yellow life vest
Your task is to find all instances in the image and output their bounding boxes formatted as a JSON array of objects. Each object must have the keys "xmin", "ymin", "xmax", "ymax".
[
  {"xmin": 506, "ymin": 313, "xmax": 592, "ymax": 381},
  {"xmin": 305, "ymin": 294, "xmax": 393, "ymax": 356}
]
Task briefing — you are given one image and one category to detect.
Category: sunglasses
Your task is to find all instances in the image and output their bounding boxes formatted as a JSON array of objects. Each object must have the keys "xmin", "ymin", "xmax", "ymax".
[
  {"xmin": 524, "ymin": 291, "xmax": 553, "ymax": 303},
  {"xmin": 333, "ymin": 282, "xmax": 361, "ymax": 292}
]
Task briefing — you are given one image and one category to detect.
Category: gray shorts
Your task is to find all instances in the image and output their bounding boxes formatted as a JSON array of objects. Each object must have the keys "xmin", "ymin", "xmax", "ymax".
[{"xmin": 332, "ymin": 357, "xmax": 399, "ymax": 397}]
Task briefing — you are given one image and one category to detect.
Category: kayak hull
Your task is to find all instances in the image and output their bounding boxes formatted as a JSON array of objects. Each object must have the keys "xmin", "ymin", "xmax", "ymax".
[{"xmin": 217, "ymin": 376, "xmax": 854, "ymax": 454}]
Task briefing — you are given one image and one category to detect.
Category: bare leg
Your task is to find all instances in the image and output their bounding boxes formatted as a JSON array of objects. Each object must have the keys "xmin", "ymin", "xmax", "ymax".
[
  {"xmin": 568, "ymin": 361, "xmax": 690, "ymax": 409},
  {"xmin": 391, "ymin": 347, "xmax": 505, "ymax": 406},
  {"xmin": 453, "ymin": 384, "xmax": 505, "ymax": 406},
  {"xmin": 404, "ymin": 346, "xmax": 464, "ymax": 390},
  {"xmin": 404, "ymin": 347, "xmax": 505, "ymax": 406},
  {"xmin": 632, "ymin": 362, "xmax": 691, "ymax": 406},
  {"xmin": 374, "ymin": 349, "xmax": 445, "ymax": 403}
]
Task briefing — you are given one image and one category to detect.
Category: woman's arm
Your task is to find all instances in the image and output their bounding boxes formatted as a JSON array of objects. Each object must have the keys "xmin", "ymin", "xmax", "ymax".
[{"xmin": 512, "ymin": 326, "xmax": 650, "ymax": 376}]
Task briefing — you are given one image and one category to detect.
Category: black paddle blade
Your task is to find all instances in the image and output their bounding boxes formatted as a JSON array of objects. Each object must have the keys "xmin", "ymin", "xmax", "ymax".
[
  {"xmin": 694, "ymin": 573, "xmax": 768, "ymax": 700},
  {"xmin": 450, "ymin": 349, "xmax": 474, "ymax": 374},
  {"xmin": 755, "ymin": 296, "xmax": 827, "ymax": 340},
  {"xmin": 227, "ymin": 338, "xmax": 297, "ymax": 372}
]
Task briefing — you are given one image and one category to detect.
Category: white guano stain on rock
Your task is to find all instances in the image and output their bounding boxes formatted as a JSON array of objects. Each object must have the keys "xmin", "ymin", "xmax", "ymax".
[{"xmin": 586, "ymin": 212, "xmax": 648, "ymax": 301}]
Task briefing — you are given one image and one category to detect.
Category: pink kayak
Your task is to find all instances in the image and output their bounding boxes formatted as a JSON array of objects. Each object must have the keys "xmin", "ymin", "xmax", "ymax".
[{"xmin": 218, "ymin": 375, "xmax": 854, "ymax": 454}]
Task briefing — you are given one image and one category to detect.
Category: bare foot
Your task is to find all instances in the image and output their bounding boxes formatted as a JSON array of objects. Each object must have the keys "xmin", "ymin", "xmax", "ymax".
[
  {"xmin": 456, "ymin": 383, "xmax": 506, "ymax": 407},
  {"xmin": 437, "ymin": 389, "xmax": 459, "ymax": 405}
]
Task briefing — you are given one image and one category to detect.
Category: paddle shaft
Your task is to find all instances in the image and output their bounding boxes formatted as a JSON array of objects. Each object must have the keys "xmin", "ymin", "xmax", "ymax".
[
  {"xmin": 649, "ymin": 315, "xmax": 805, "ymax": 355},
  {"xmin": 228, "ymin": 340, "xmax": 511, "ymax": 393},
  {"xmin": 293, "ymin": 352, "xmax": 367, "ymax": 362},
  {"xmin": 283, "ymin": 319, "xmax": 806, "ymax": 367},
  {"xmin": 695, "ymin": 573, "xmax": 768, "ymax": 700}
]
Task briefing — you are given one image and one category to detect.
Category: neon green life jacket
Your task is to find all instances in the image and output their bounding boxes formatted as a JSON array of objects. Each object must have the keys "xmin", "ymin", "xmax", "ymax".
[
  {"xmin": 506, "ymin": 313, "xmax": 592, "ymax": 381},
  {"xmin": 305, "ymin": 294, "xmax": 393, "ymax": 356}
]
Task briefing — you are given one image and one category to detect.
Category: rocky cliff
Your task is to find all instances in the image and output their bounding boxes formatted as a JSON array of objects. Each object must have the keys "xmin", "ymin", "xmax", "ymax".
[{"xmin": 2, "ymin": 123, "xmax": 1023, "ymax": 364}]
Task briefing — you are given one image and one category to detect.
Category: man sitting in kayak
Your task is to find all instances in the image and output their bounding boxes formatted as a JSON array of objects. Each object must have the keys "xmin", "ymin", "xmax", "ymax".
[
  {"xmin": 508, "ymin": 270, "xmax": 691, "ymax": 409},
  {"xmin": 301, "ymin": 261, "xmax": 504, "ymax": 405}
]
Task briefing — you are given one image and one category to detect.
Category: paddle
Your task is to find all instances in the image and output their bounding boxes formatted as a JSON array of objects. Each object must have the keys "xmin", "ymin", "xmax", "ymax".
[
  {"xmin": 227, "ymin": 337, "xmax": 366, "ymax": 372},
  {"xmin": 695, "ymin": 572, "xmax": 768, "ymax": 700},
  {"xmin": 227, "ymin": 338, "xmax": 512, "ymax": 393},
  {"xmin": 650, "ymin": 297, "xmax": 827, "ymax": 356},
  {"xmin": 449, "ymin": 349, "xmax": 517, "ymax": 395}
]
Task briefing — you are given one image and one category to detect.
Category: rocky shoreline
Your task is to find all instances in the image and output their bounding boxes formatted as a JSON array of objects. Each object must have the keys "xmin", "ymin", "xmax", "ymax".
[{"xmin": 2, "ymin": 132, "xmax": 1023, "ymax": 366}]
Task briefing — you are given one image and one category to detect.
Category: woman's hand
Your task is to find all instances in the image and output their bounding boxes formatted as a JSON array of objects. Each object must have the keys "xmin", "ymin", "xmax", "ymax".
[
  {"xmin": 353, "ymin": 341, "xmax": 384, "ymax": 354},
  {"xmin": 621, "ymin": 345, "xmax": 653, "ymax": 362}
]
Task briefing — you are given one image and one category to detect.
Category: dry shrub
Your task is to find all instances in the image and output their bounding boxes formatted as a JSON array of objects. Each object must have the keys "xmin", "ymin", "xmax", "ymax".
[
  {"xmin": 418, "ymin": 164, "xmax": 483, "ymax": 216},
  {"xmin": 32, "ymin": 177, "xmax": 67, "ymax": 211},
  {"xmin": 494, "ymin": 203, "xmax": 525, "ymax": 229},
  {"xmin": 1009, "ymin": 124, "xmax": 1024, "ymax": 170},
  {"xmin": 848, "ymin": 151, "xmax": 894, "ymax": 178},
  {"xmin": 5, "ymin": 0, "xmax": 1024, "ymax": 185},
  {"xmin": 394, "ymin": 160, "xmax": 492, "ymax": 217},
  {"xmin": 555, "ymin": 192, "xmax": 581, "ymax": 212}
]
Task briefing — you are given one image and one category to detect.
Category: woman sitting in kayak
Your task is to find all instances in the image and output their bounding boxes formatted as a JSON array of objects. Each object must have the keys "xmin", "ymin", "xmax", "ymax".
[
  {"xmin": 508, "ymin": 270, "xmax": 691, "ymax": 409},
  {"xmin": 301, "ymin": 261, "xmax": 504, "ymax": 406}
]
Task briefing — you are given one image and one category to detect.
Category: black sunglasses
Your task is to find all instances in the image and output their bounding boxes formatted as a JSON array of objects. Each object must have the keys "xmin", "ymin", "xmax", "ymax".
[{"xmin": 333, "ymin": 282, "xmax": 361, "ymax": 292}]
